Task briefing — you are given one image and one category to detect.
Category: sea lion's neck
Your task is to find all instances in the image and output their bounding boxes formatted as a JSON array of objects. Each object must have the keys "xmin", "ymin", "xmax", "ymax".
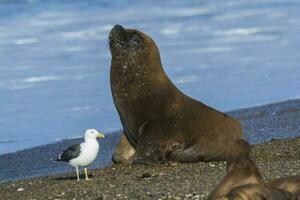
[
  {"xmin": 208, "ymin": 157, "xmax": 264, "ymax": 200},
  {"xmin": 208, "ymin": 139, "xmax": 265, "ymax": 199},
  {"xmin": 110, "ymin": 54, "xmax": 177, "ymax": 127},
  {"xmin": 110, "ymin": 55, "xmax": 170, "ymax": 95},
  {"xmin": 226, "ymin": 157, "xmax": 263, "ymax": 180},
  {"xmin": 224, "ymin": 140, "xmax": 264, "ymax": 193}
]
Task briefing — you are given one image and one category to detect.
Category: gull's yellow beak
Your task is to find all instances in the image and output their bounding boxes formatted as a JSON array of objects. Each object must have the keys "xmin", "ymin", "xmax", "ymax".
[{"xmin": 97, "ymin": 132, "xmax": 105, "ymax": 138}]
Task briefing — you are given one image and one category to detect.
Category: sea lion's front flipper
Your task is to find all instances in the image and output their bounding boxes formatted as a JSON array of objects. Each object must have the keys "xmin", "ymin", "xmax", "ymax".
[
  {"xmin": 131, "ymin": 139, "xmax": 163, "ymax": 165},
  {"xmin": 132, "ymin": 125, "xmax": 182, "ymax": 165},
  {"xmin": 131, "ymin": 129, "xmax": 167, "ymax": 165},
  {"xmin": 168, "ymin": 145, "xmax": 204, "ymax": 163},
  {"xmin": 112, "ymin": 133, "xmax": 136, "ymax": 164}
]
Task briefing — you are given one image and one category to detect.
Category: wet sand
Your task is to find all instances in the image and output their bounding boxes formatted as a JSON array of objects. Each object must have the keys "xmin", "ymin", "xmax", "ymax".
[{"xmin": 0, "ymin": 99, "xmax": 299, "ymax": 199}]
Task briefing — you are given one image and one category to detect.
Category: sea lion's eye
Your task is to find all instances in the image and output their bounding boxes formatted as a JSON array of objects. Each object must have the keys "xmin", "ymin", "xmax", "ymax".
[{"xmin": 131, "ymin": 34, "xmax": 140, "ymax": 45}]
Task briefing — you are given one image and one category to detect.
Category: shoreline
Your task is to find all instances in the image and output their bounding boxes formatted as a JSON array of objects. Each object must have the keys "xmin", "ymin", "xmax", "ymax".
[
  {"xmin": 1, "ymin": 98, "xmax": 298, "ymax": 157},
  {"xmin": 0, "ymin": 98, "xmax": 299, "ymax": 199},
  {"xmin": 1, "ymin": 98, "xmax": 300, "ymax": 183},
  {"xmin": 0, "ymin": 136, "xmax": 299, "ymax": 199}
]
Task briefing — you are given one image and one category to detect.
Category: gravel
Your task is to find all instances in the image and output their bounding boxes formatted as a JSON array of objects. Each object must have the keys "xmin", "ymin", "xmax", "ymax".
[{"xmin": 0, "ymin": 136, "xmax": 299, "ymax": 200}]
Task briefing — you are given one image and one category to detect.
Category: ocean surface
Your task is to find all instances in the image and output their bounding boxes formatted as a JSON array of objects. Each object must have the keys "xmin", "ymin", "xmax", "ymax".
[{"xmin": 0, "ymin": 0, "xmax": 299, "ymax": 155}]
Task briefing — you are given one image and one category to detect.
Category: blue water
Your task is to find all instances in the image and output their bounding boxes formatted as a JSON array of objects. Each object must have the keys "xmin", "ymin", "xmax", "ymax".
[{"xmin": 0, "ymin": 0, "xmax": 299, "ymax": 154}]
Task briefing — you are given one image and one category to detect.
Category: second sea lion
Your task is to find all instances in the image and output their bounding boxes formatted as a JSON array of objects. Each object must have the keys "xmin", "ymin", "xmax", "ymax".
[{"xmin": 208, "ymin": 139, "xmax": 297, "ymax": 200}]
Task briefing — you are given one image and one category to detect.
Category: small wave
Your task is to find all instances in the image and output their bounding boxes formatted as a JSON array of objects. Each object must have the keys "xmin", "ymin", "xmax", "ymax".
[
  {"xmin": 215, "ymin": 27, "xmax": 282, "ymax": 37},
  {"xmin": 153, "ymin": 7, "xmax": 212, "ymax": 17},
  {"xmin": 58, "ymin": 25, "xmax": 112, "ymax": 40},
  {"xmin": 55, "ymin": 135, "xmax": 82, "ymax": 141},
  {"xmin": 60, "ymin": 106, "xmax": 93, "ymax": 112},
  {"xmin": 161, "ymin": 27, "xmax": 180, "ymax": 36},
  {"xmin": 175, "ymin": 46, "xmax": 232, "ymax": 54},
  {"xmin": 2, "ymin": 84, "xmax": 35, "ymax": 91},
  {"xmin": 68, "ymin": 135, "xmax": 83, "ymax": 139},
  {"xmin": 13, "ymin": 38, "xmax": 39, "ymax": 45},
  {"xmin": 215, "ymin": 35, "xmax": 279, "ymax": 43},
  {"xmin": 215, "ymin": 28, "xmax": 261, "ymax": 36},
  {"xmin": 62, "ymin": 46, "xmax": 84, "ymax": 52},
  {"xmin": 22, "ymin": 76, "xmax": 62, "ymax": 83},
  {"xmin": 0, "ymin": 76, "xmax": 63, "ymax": 90},
  {"xmin": 0, "ymin": 139, "xmax": 18, "ymax": 144},
  {"xmin": 29, "ymin": 18, "xmax": 73, "ymax": 27},
  {"xmin": 175, "ymin": 74, "xmax": 200, "ymax": 84},
  {"xmin": 197, "ymin": 46, "xmax": 232, "ymax": 53},
  {"xmin": 215, "ymin": 9, "xmax": 284, "ymax": 21}
]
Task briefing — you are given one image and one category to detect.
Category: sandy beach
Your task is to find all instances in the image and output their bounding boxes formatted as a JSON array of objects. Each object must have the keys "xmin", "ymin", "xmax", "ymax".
[
  {"xmin": 0, "ymin": 136, "xmax": 299, "ymax": 200},
  {"xmin": 0, "ymin": 99, "xmax": 299, "ymax": 199}
]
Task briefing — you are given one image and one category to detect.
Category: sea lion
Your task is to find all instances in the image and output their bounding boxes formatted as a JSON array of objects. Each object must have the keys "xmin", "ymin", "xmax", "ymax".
[
  {"xmin": 109, "ymin": 24, "xmax": 243, "ymax": 164},
  {"xmin": 208, "ymin": 139, "xmax": 296, "ymax": 200},
  {"xmin": 269, "ymin": 176, "xmax": 300, "ymax": 199},
  {"xmin": 208, "ymin": 139, "xmax": 264, "ymax": 199},
  {"xmin": 224, "ymin": 184, "xmax": 295, "ymax": 200}
]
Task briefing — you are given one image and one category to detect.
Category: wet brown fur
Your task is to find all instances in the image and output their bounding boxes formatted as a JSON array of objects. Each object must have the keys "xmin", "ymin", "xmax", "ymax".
[
  {"xmin": 208, "ymin": 140, "xmax": 264, "ymax": 199},
  {"xmin": 225, "ymin": 184, "xmax": 296, "ymax": 200},
  {"xmin": 269, "ymin": 176, "xmax": 300, "ymax": 199},
  {"xmin": 208, "ymin": 139, "xmax": 297, "ymax": 200},
  {"xmin": 109, "ymin": 25, "xmax": 243, "ymax": 164}
]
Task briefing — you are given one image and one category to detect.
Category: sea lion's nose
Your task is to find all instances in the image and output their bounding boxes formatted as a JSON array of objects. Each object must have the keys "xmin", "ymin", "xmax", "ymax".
[
  {"xmin": 110, "ymin": 24, "xmax": 125, "ymax": 36},
  {"xmin": 110, "ymin": 24, "xmax": 126, "ymax": 41},
  {"xmin": 111, "ymin": 24, "xmax": 125, "ymax": 33},
  {"xmin": 113, "ymin": 24, "xmax": 125, "ymax": 31}
]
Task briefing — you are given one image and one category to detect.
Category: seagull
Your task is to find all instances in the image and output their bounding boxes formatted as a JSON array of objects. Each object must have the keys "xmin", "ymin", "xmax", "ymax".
[{"xmin": 55, "ymin": 129, "xmax": 105, "ymax": 181}]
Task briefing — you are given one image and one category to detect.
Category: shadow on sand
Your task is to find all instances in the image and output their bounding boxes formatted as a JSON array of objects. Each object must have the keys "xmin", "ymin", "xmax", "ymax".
[{"xmin": 54, "ymin": 173, "xmax": 95, "ymax": 181}]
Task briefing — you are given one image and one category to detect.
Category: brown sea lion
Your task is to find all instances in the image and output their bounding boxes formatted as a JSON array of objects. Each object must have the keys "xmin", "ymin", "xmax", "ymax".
[
  {"xmin": 208, "ymin": 139, "xmax": 264, "ymax": 199},
  {"xmin": 208, "ymin": 139, "xmax": 296, "ymax": 200},
  {"xmin": 224, "ymin": 184, "xmax": 295, "ymax": 200},
  {"xmin": 109, "ymin": 24, "xmax": 243, "ymax": 164},
  {"xmin": 269, "ymin": 176, "xmax": 300, "ymax": 199}
]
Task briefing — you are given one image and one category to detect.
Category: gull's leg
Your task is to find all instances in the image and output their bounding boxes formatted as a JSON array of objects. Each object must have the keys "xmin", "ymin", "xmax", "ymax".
[
  {"xmin": 84, "ymin": 168, "xmax": 90, "ymax": 181},
  {"xmin": 76, "ymin": 167, "xmax": 80, "ymax": 181}
]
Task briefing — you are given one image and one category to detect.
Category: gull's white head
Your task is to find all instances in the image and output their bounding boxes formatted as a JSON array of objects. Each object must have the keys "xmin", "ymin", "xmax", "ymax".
[{"xmin": 84, "ymin": 129, "xmax": 105, "ymax": 140}]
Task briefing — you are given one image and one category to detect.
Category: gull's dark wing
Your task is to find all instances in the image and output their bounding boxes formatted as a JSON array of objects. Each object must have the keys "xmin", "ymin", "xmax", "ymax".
[{"xmin": 56, "ymin": 144, "xmax": 81, "ymax": 162}]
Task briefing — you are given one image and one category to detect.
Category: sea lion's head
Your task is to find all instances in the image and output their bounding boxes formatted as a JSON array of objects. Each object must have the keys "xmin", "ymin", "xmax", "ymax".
[{"xmin": 109, "ymin": 24, "xmax": 161, "ymax": 65}]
